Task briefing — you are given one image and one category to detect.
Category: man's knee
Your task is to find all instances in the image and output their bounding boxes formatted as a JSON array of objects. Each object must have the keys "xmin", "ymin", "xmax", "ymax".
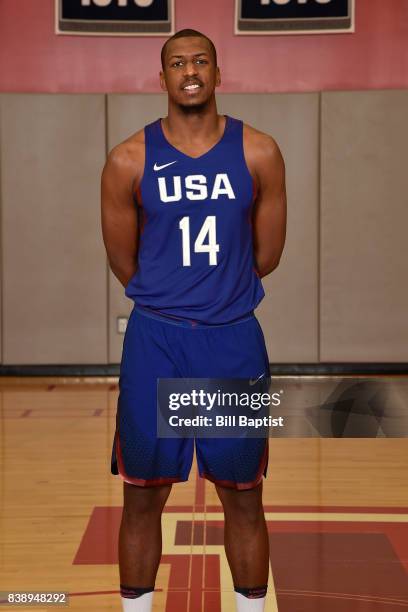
[
  {"xmin": 123, "ymin": 482, "xmax": 172, "ymax": 518},
  {"xmin": 215, "ymin": 482, "xmax": 264, "ymax": 526}
]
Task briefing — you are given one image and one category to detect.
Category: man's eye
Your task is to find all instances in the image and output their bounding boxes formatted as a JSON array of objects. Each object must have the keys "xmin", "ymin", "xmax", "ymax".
[{"xmin": 170, "ymin": 59, "xmax": 207, "ymax": 67}]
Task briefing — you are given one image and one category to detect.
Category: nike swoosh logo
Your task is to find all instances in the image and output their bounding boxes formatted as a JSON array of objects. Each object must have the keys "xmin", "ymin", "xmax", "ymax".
[
  {"xmin": 154, "ymin": 161, "xmax": 177, "ymax": 171},
  {"xmin": 249, "ymin": 373, "xmax": 266, "ymax": 386}
]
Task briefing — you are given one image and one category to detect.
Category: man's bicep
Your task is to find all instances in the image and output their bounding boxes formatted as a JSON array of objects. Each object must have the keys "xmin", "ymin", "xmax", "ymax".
[
  {"xmin": 100, "ymin": 150, "xmax": 139, "ymax": 283},
  {"xmin": 252, "ymin": 139, "xmax": 287, "ymax": 272}
]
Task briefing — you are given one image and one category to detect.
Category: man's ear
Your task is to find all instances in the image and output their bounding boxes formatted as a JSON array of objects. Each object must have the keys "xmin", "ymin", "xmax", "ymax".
[
  {"xmin": 215, "ymin": 67, "xmax": 221, "ymax": 88},
  {"xmin": 159, "ymin": 70, "xmax": 167, "ymax": 92}
]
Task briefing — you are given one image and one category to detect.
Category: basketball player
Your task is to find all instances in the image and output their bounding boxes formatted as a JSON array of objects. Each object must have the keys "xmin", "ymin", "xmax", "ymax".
[{"xmin": 101, "ymin": 29, "xmax": 286, "ymax": 612}]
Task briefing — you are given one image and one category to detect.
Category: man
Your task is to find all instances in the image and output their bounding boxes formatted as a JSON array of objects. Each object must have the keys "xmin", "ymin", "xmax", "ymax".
[{"xmin": 101, "ymin": 28, "xmax": 286, "ymax": 612}]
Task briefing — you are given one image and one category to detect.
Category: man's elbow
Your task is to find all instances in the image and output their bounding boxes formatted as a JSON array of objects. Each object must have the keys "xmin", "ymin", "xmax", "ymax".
[
  {"xmin": 107, "ymin": 255, "xmax": 137, "ymax": 288},
  {"xmin": 257, "ymin": 257, "xmax": 281, "ymax": 279}
]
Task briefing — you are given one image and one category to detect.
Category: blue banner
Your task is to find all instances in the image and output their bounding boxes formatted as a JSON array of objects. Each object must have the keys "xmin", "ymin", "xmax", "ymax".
[
  {"xmin": 56, "ymin": 0, "xmax": 174, "ymax": 35},
  {"xmin": 236, "ymin": 0, "xmax": 354, "ymax": 35}
]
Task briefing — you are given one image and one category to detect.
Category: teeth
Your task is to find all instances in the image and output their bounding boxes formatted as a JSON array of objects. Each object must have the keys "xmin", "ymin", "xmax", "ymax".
[{"xmin": 184, "ymin": 84, "xmax": 200, "ymax": 90}]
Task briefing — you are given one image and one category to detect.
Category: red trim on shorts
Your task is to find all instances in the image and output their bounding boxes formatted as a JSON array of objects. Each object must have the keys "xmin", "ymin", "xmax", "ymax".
[
  {"xmin": 114, "ymin": 429, "xmax": 185, "ymax": 487},
  {"xmin": 200, "ymin": 439, "xmax": 269, "ymax": 491}
]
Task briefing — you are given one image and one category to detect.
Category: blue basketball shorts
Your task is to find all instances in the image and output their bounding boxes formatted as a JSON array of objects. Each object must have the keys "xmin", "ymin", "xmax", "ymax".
[{"xmin": 111, "ymin": 305, "xmax": 270, "ymax": 490}]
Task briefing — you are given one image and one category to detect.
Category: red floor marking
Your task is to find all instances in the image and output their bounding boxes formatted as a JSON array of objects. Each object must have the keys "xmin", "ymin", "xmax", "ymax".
[
  {"xmin": 277, "ymin": 589, "xmax": 408, "ymax": 605},
  {"xmin": 73, "ymin": 507, "xmax": 119, "ymax": 564},
  {"xmin": 176, "ymin": 520, "xmax": 192, "ymax": 545},
  {"xmin": 276, "ymin": 590, "xmax": 408, "ymax": 610},
  {"xmin": 194, "ymin": 468, "xmax": 205, "ymax": 510},
  {"xmin": 165, "ymin": 506, "xmax": 196, "ymax": 512},
  {"xmin": 170, "ymin": 504, "xmax": 408, "ymax": 514},
  {"xmin": 204, "ymin": 555, "xmax": 221, "ymax": 595},
  {"xmin": 75, "ymin": 507, "xmax": 408, "ymax": 569},
  {"xmin": 165, "ymin": 590, "xmax": 188, "ymax": 612},
  {"xmin": 92, "ymin": 408, "xmax": 103, "ymax": 416},
  {"xmin": 204, "ymin": 590, "xmax": 222, "ymax": 612},
  {"xmin": 6, "ymin": 413, "xmax": 109, "ymax": 420},
  {"xmin": 193, "ymin": 522, "xmax": 205, "ymax": 545},
  {"xmin": 205, "ymin": 505, "xmax": 408, "ymax": 514},
  {"xmin": 175, "ymin": 519, "xmax": 408, "ymax": 575},
  {"xmin": 72, "ymin": 506, "xmax": 408, "ymax": 611},
  {"xmin": 166, "ymin": 555, "xmax": 190, "ymax": 589},
  {"xmin": 68, "ymin": 589, "xmax": 163, "ymax": 597},
  {"xmin": 271, "ymin": 520, "xmax": 408, "ymax": 575},
  {"xmin": 189, "ymin": 555, "xmax": 204, "ymax": 612},
  {"xmin": 20, "ymin": 409, "xmax": 32, "ymax": 417}
]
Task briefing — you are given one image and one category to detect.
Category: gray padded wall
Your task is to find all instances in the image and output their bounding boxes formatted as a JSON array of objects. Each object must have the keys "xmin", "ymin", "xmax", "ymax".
[
  {"xmin": 107, "ymin": 94, "xmax": 167, "ymax": 363},
  {"xmin": 321, "ymin": 90, "xmax": 408, "ymax": 361},
  {"xmin": 2, "ymin": 91, "xmax": 406, "ymax": 365},
  {"xmin": 0, "ymin": 94, "xmax": 107, "ymax": 364},
  {"xmin": 218, "ymin": 94, "xmax": 320, "ymax": 362}
]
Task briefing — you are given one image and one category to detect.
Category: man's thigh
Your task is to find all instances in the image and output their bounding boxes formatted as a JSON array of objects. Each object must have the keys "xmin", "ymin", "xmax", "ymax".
[
  {"xmin": 111, "ymin": 308, "xmax": 194, "ymax": 486},
  {"xmin": 188, "ymin": 316, "xmax": 270, "ymax": 490}
]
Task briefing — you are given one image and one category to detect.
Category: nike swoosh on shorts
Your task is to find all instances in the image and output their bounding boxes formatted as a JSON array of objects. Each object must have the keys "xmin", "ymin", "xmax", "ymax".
[{"xmin": 249, "ymin": 373, "xmax": 266, "ymax": 386}]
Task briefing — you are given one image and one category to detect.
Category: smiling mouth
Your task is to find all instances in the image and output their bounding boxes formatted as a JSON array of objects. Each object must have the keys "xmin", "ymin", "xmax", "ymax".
[{"xmin": 182, "ymin": 83, "xmax": 202, "ymax": 92}]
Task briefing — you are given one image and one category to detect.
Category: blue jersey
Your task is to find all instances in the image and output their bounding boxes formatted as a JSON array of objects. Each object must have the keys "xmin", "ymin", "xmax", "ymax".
[{"xmin": 125, "ymin": 114, "xmax": 265, "ymax": 324}]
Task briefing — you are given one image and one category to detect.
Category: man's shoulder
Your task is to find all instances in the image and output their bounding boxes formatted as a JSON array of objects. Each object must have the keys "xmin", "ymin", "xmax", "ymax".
[
  {"xmin": 241, "ymin": 121, "xmax": 283, "ymax": 179},
  {"xmin": 242, "ymin": 122, "xmax": 280, "ymax": 158},
  {"xmin": 108, "ymin": 127, "xmax": 145, "ymax": 164},
  {"xmin": 104, "ymin": 127, "xmax": 146, "ymax": 180}
]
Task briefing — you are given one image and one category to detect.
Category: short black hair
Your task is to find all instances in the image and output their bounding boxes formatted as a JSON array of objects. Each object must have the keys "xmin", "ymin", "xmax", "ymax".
[{"xmin": 161, "ymin": 28, "xmax": 217, "ymax": 69}]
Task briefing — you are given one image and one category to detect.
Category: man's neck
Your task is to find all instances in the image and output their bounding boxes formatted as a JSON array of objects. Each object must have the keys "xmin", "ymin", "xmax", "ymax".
[{"xmin": 163, "ymin": 99, "xmax": 222, "ymax": 145}]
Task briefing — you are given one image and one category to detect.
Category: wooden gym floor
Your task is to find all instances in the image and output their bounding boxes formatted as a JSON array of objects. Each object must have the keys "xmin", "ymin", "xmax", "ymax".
[{"xmin": 0, "ymin": 376, "xmax": 407, "ymax": 611}]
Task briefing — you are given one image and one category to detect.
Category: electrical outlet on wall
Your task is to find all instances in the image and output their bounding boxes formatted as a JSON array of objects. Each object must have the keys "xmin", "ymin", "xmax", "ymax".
[{"xmin": 117, "ymin": 317, "xmax": 128, "ymax": 334}]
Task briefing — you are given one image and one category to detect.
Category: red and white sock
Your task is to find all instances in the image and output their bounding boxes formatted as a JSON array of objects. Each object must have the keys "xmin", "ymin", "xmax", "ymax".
[
  {"xmin": 120, "ymin": 585, "xmax": 154, "ymax": 612},
  {"xmin": 234, "ymin": 585, "xmax": 267, "ymax": 611}
]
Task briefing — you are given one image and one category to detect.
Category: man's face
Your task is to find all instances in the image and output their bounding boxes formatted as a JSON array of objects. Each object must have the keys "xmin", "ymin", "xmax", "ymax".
[{"xmin": 160, "ymin": 37, "xmax": 221, "ymax": 108}]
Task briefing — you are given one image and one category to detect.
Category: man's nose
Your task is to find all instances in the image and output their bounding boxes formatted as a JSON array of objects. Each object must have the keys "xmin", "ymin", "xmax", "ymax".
[{"xmin": 184, "ymin": 60, "xmax": 198, "ymax": 77}]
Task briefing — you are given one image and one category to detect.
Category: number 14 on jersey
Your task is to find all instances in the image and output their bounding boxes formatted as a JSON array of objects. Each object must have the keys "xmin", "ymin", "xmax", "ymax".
[{"xmin": 179, "ymin": 216, "xmax": 219, "ymax": 266}]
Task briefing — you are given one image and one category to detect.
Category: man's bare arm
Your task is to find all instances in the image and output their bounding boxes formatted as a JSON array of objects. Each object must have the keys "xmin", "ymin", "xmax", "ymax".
[
  {"xmin": 245, "ymin": 128, "xmax": 287, "ymax": 278},
  {"xmin": 100, "ymin": 138, "xmax": 144, "ymax": 288}
]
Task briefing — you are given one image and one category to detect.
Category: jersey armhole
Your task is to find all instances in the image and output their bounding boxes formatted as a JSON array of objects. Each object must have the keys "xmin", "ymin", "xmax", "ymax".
[{"xmin": 240, "ymin": 121, "xmax": 259, "ymax": 204}]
